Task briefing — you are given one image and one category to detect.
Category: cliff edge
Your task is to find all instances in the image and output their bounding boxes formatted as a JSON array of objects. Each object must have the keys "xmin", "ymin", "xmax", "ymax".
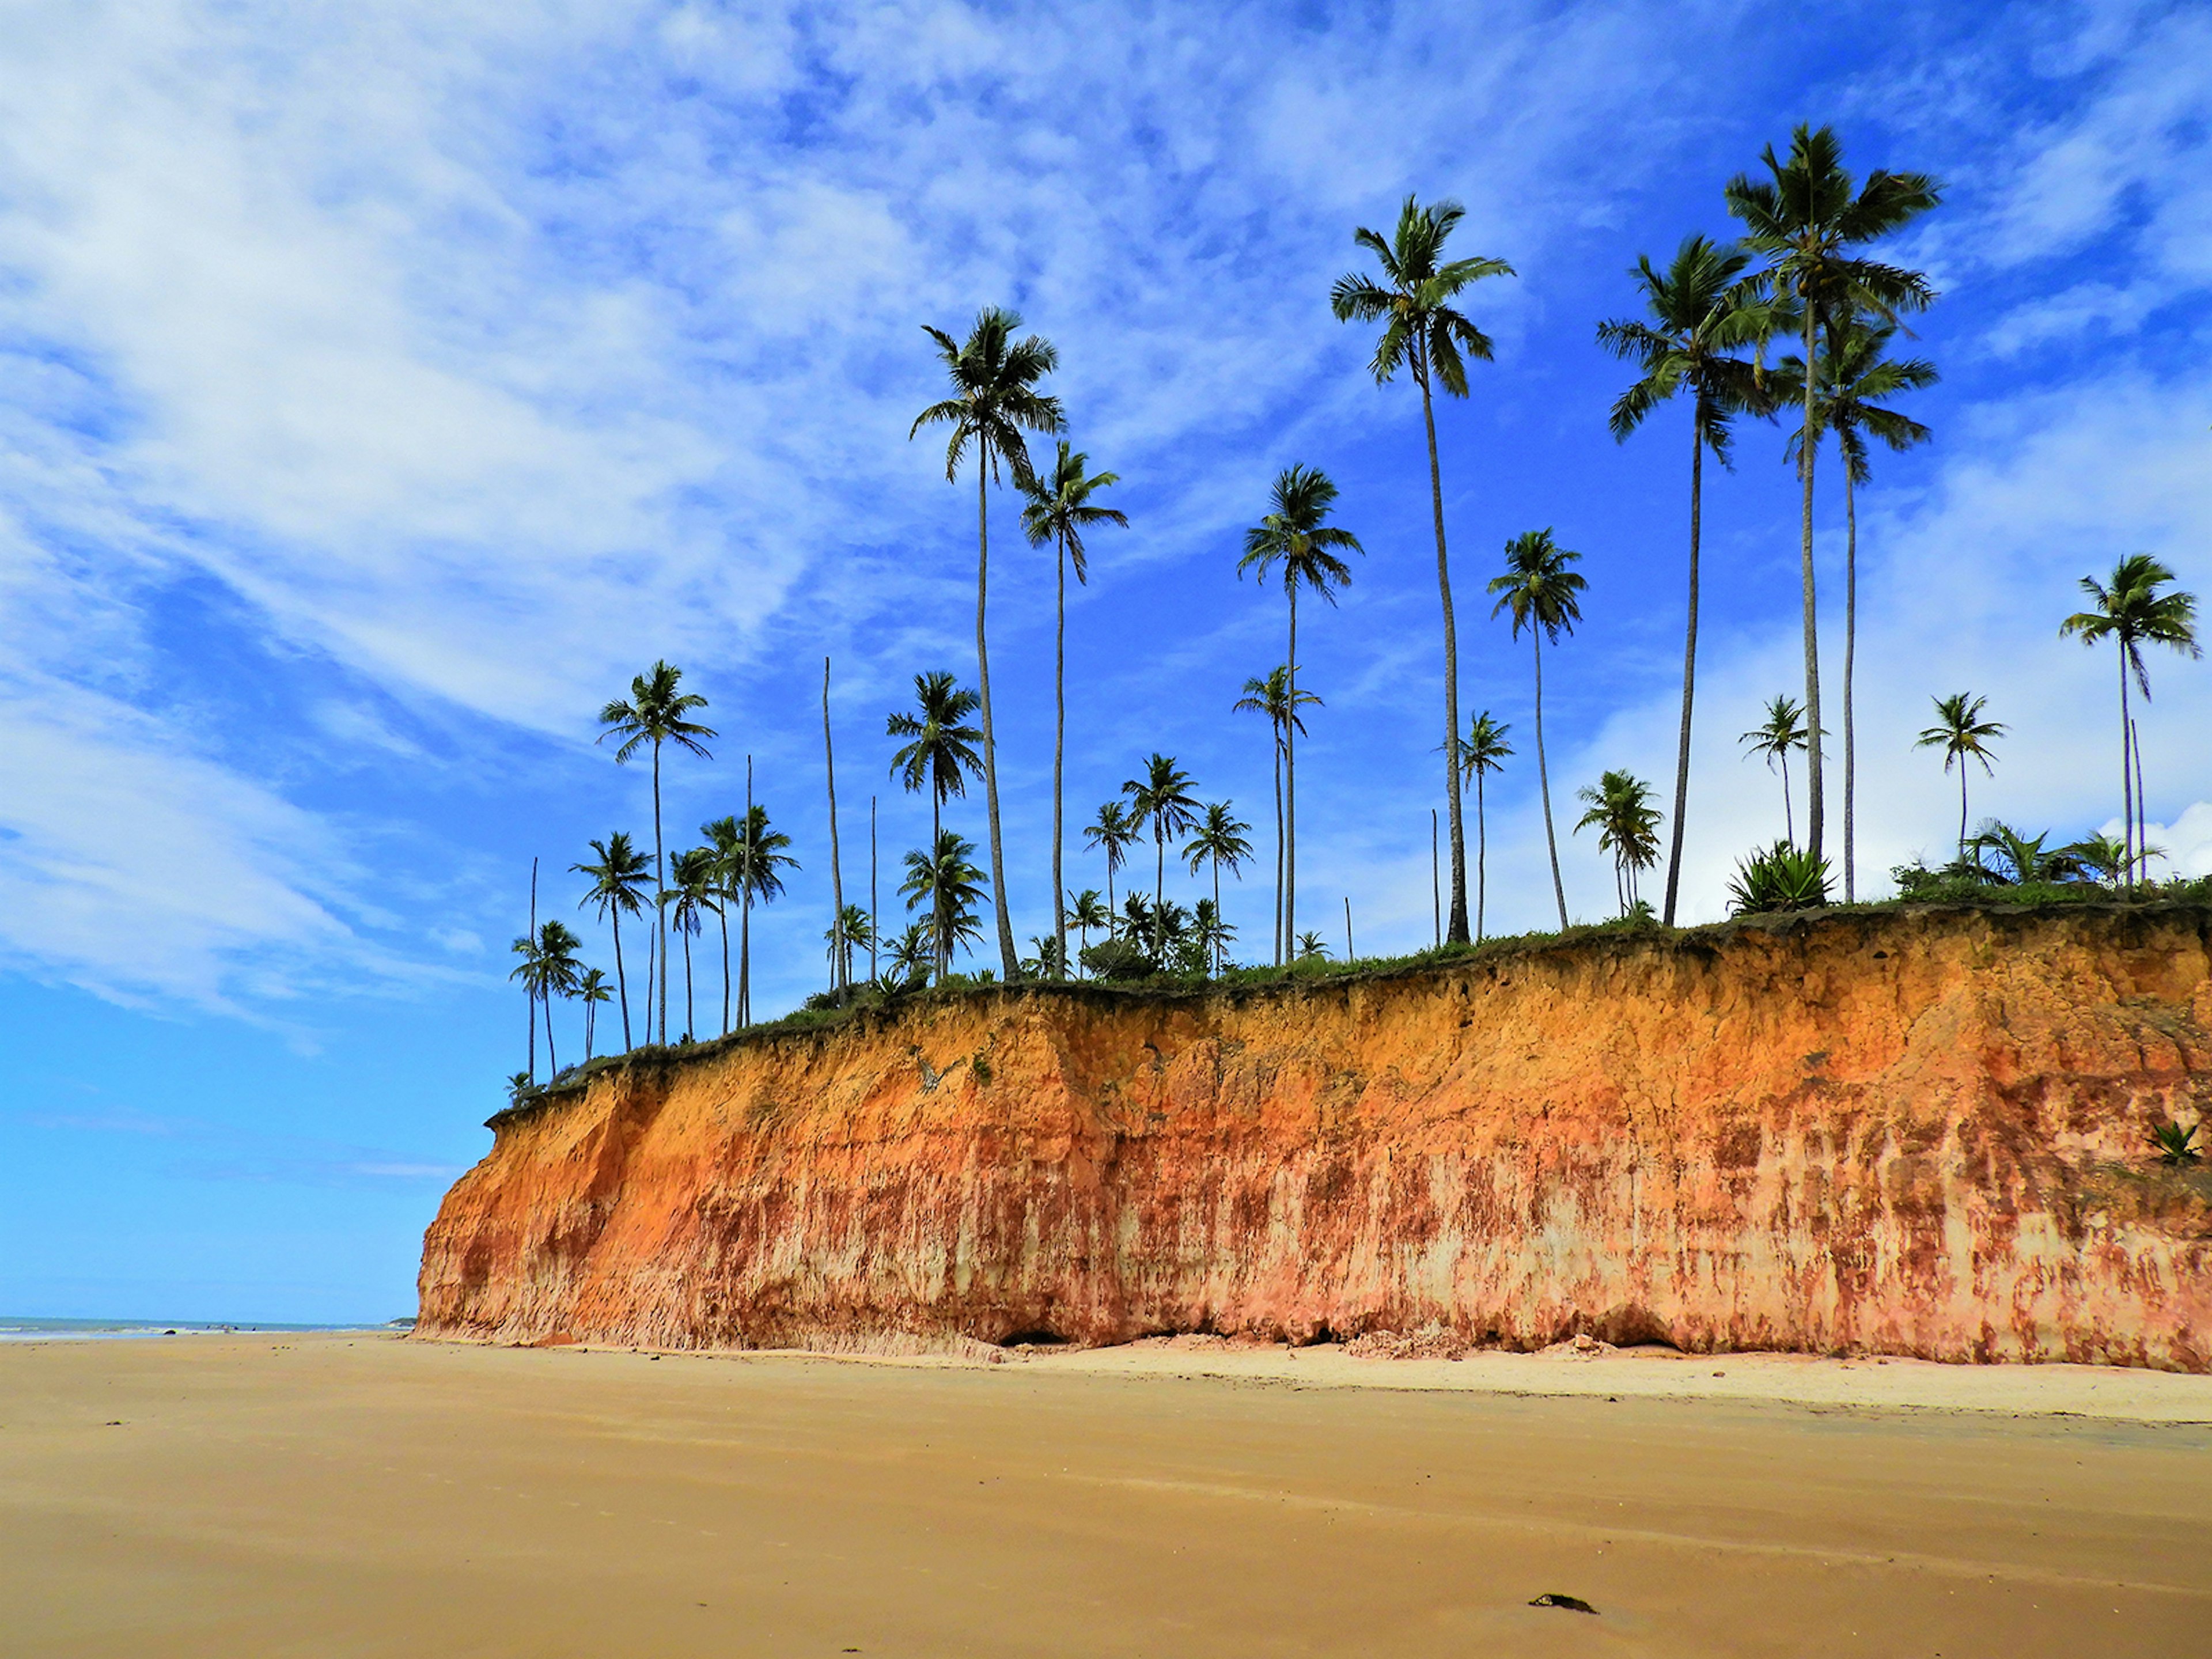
[{"xmin": 417, "ymin": 906, "xmax": 2212, "ymax": 1369}]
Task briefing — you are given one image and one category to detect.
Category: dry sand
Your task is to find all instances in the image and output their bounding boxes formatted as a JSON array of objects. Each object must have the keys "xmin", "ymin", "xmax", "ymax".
[{"xmin": 3, "ymin": 1334, "xmax": 2209, "ymax": 1657}]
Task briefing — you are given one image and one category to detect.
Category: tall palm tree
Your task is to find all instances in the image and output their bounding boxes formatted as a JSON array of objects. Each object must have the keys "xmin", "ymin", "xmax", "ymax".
[
  {"xmin": 911, "ymin": 307, "xmax": 1066, "ymax": 978},
  {"xmin": 509, "ymin": 919, "xmax": 581, "ymax": 1080},
  {"xmin": 728, "ymin": 804, "xmax": 797, "ymax": 1025},
  {"xmin": 1190, "ymin": 899, "xmax": 1234, "ymax": 976},
  {"xmin": 824, "ymin": 904, "xmax": 873, "ymax": 989},
  {"xmin": 1916, "ymin": 693, "xmax": 2006, "ymax": 860},
  {"xmin": 1083, "ymin": 801, "xmax": 1139, "ymax": 930},
  {"xmin": 1728, "ymin": 124, "xmax": 1941, "ymax": 870},
  {"xmin": 1067, "ymin": 888, "xmax": 1109, "ymax": 975},
  {"xmin": 1596, "ymin": 233, "xmax": 1777, "ymax": 925},
  {"xmin": 900, "ymin": 829, "xmax": 990, "ymax": 972},
  {"xmin": 886, "ymin": 671, "xmax": 984, "ymax": 858},
  {"xmin": 1238, "ymin": 465, "xmax": 1362, "ymax": 954},
  {"xmin": 2061, "ymin": 555, "xmax": 2200, "ymax": 892},
  {"xmin": 1233, "ymin": 666, "xmax": 1320, "ymax": 965},
  {"xmin": 1123, "ymin": 753, "xmax": 1202, "ymax": 963},
  {"xmin": 1574, "ymin": 770, "xmax": 1663, "ymax": 916},
  {"xmin": 1775, "ymin": 316, "xmax": 1936, "ymax": 899},
  {"xmin": 1183, "ymin": 801, "xmax": 1253, "ymax": 973},
  {"xmin": 1331, "ymin": 195, "xmax": 1514, "ymax": 946},
  {"xmin": 1488, "ymin": 530, "xmax": 1586, "ymax": 929},
  {"xmin": 1740, "ymin": 695, "xmax": 1813, "ymax": 844},
  {"xmin": 597, "ymin": 661, "xmax": 715, "ymax": 1045},
  {"xmin": 1455, "ymin": 711, "xmax": 1512, "ymax": 941},
  {"xmin": 663, "ymin": 846, "xmax": 719, "ymax": 1041},
  {"xmin": 1020, "ymin": 441, "xmax": 1128, "ymax": 979},
  {"xmin": 575, "ymin": 967, "xmax": 611, "ymax": 1062},
  {"xmin": 571, "ymin": 831, "xmax": 651, "ymax": 1050}
]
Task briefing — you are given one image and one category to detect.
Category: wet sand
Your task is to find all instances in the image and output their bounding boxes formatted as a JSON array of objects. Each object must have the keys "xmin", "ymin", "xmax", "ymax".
[{"xmin": 3, "ymin": 1334, "xmax": 2208, "ymax": 1657}]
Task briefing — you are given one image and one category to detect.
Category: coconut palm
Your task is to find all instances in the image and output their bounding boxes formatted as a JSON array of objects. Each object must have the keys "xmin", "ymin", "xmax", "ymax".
[
  {"xmin": 1916, "ymin": 693, "xmax": 2006, "ymax": 859},
  {"xmin": 571, "ymin": 831, "xmax": 652, "ymax": 1050},
  {"xmin": 1067, "ymin": 888, "xmax": 1109, "ymax": 975},
  {"xmin": 1183, "ymin": 802, "xmax": 1253, "ymax": 973},
  {"xmin": 700, "ymin": 815, "xmax": 744, "ymax": 1033},
  {"xmin": 1739, "ymin": 695, "xmax": 1813, "ymax": 844},
  {"xmin": 1487, "ymin": 529, "xmax": 1586, "ymax": 929},
  {"xmin": 885, "ymin": 671, "xmax": 983, "ymax": 867},
  {"xmin": 1020, "ymin": 441, "xmax": 1128, "ymax": 979},
  {"xmin": 575, "ymin": 967, "xmax": 611, "ymax": 1062},
  {"xmin": 1188, "ymin": 899, "xmax": 1233, "ymax": 976},
  {"xmin": 1330, "ymin": 195, "xmax": 1514, "ymax": 946},
  {"xmin": 885, "ymin": 921, "xmax": 934, "ymax": 988},
  {"xmin": 1123, "ymin": 753, "xmax": 1202, "ymax": 963},
  {"xmin": 509, "ymin": 919, "xmax": 581, "ymax": 1078},
  {"xmin": 1294, "ymin": 931, "xmax": 1328, "ymax": 961},
  {"xmin": 2061, "ymin": 556, "xmax": 2200, "ymax": 893},
  {"xmin": 1773, "ymin": 316, "xmax": 1936, "ymax": 899},
  {"xmin": 1083, "ymin": 801, "xmax": 1141, "ymax": 930},
  {"xmin": 1454, "ymin": 711, "xmax": 1513, "ymax": 941},
  {"xmin": 911, "ymin": 307, "xmax": 1067, "ymax": 978},
  {"xmin": 1238, "ymin": 465, "xmax": 1362, "ymax": 954},
  {"xmin": 1118, "ymin": 889, "xmax": 1157, "ymax": 953},
  {"xmin": 1964, "ymin": 822, "xmax": 2086, "ymax": 887},
  {"xmin": 597, "ymin": 661, "xmax": 716, "ymax": 1044},
  {"xmin": 900, "ymin": 829, "xmax": 990, "ymax": 972},
  {"xmin": 662, "ymin": 846, "xmax": 719, "ymax": 1041},
  {"xmin": 1574, "ymin": 770, "xmax": 1664, "ymax": 916},
  {"xmin": 1596, "ymin": 233, "xmax": 1778, "ymax": 924},
  {"xmin": 1727, "ymin": 125, "xmax": 1941, "ymax": 870},
  {"xmin": 2059, "ymin": 830, "xmax": 2161, "ymax": 888},
  {"xmin": 824, "ymin": 904, "xmax": 874, "ymax": 989},
  {"xmin": 726, "ymin": 804, "xmax": 797, "ymax": 1027},
  {"xmin": 1232, "ymin": 666, "xmax": 1320, "ymax": 965}
]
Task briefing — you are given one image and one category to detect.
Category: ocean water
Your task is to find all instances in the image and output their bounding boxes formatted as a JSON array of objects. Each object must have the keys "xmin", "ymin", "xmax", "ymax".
[{"xmin": 0, "ymin": 1316, "xmax": 411, "ymax": 1342}]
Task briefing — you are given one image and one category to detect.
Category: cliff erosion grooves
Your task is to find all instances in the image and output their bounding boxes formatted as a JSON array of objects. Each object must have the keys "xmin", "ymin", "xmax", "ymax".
[{"xmin": 418, "ymin": 906, "xmax": 2212, "ymax": 1370}]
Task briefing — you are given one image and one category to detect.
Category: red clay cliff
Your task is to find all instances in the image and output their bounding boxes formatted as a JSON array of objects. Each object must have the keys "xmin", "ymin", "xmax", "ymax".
[{"xmin": 417, "ymin": 906, "xmax": 2212, "ymax": 1369}]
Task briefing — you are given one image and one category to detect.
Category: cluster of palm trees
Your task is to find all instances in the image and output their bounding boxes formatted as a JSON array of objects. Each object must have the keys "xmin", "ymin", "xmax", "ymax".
[{"xmin": 503, "ymin": 122, "xmax": 2202, "ymax": 1086}]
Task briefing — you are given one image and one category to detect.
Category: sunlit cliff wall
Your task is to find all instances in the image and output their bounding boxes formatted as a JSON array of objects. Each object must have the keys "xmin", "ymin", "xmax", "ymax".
[{"xmin": 418, "ymin": 906, "xmax": 2212, "ymax": 1369}]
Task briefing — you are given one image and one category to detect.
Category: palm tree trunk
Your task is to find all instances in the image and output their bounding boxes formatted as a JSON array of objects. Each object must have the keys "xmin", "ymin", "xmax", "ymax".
[
  {"xmin": 1152, "ymin": 827, "xmax": 1165, "ymax": 961},
  {"xmin": 1535, "ymin": 630, "xmax": 1567, "ymax": 929},
  {"xmin": 585, "ymin": 1002, "xmax": 595, "ymax": 1063},
  {"xmin": 1958, "ymin": 766, "xmax": 1968, "ymax": 860},
  {"xmin": 545, "ymin": 990, "xmax": 558, "ymax": 1076},
  {"xmin": 1476, "ymin": 772, "xmax": 1487, "ymax": 942},
  {"xmin": 823, "ymin": 656, "xmax": 846, "ymax": 997},
  {"xmin": 2133, "ymin": 714, "xmax": 2149, "ymax": 885},
  {"xmin": 2120, "ymin": 652, "xmax": 2134, "ymax": 894},
  {"xmin": 1843, "ymin": 462, "xmax": 1859, "ymax": 903},
  {"xmin": 1286, "ymin": 587, "xmax": 1299, "ymax": 953},
  {"xmin": 683, "ymin": 931, "xmax": 694, "ymax": 1039},
  {"xmin": 718, "ymin": 906, "xmax": 730, "ymax": 1036},
  {"xmin": 870, "ymin": 796, "xmax": 879, "ymax": 987},
  {"xmin": 740, "ymin": 756, "xmax": 753, "ymax": 1026},
  {"xmin": 652, "ymin": 739, "xmax": 668, "ymax": 1046},
  {"xmin": 1781, "ymin": 756, "xmax": 1794, "ymax": 846},
  {"xmin": 974, "ymin": 461, "xmax": 1018, "ymax": 978},
  {"xmin": 1419, "ymin": 368, "xmax": 1471, "ymax": 944},
  {"xmin": 1211, "ymin": 855, "xmax": 1222, "ymax": 974},
  {"xmin": 1798, "ymin": 305, "xmax": 1825, "ymax": 867},
  {"xmin": 1271, "ymin": 737, "xmax": 1283, "ymax": 966},
  {"xmin": 612, "ymin": 909, "xmax": 630, "ymax": 1051},
  {"xmin": 527, "ymin": 862, "xmax": 538, "ymax": 1080},
  {"xmin": 1052, "ymin": 531, "xmax": 1068, "ymax": 979},
  {"xmin": 1662, "ymin": 406, "xmax": 1703, "ymax": 927}
]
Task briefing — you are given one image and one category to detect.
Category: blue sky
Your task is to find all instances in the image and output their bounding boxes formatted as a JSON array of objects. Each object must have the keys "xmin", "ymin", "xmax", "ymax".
[{"xmin": 2, "ymin": 0, "xmax": 2207, "ymax": 1321}]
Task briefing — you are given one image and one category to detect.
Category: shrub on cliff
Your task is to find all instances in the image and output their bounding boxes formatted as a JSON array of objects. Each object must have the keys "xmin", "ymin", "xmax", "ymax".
[
  {"xmin": 1727, "ymin": 842, "xmax": 1831, "ymax": 916},
  {"xmin": 1079, "ymin": 937, "xmax": 1153, "ymax": 982}
]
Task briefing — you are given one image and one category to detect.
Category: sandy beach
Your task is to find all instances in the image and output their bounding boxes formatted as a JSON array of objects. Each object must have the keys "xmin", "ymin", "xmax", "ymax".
[{"xmin": 3, "ymin": 1334, "xmax": 2209, "ymax": 1657}]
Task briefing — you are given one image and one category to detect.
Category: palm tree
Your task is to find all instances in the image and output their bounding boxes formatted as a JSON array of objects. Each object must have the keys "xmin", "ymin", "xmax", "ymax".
[
  {"xmin": 662, "ymin": 846, "xmax": 719, "ymax": 1041},
  {"xmin": 727, "ymin": 804, "xmax": 797, "ymax": 1026},
  {"xmin": 700, "ymin": 815, "xmax": 744, "ymax": 1033},
  {"xmin": 571, "ymin": 831, "xmax": 651, "ymax": 1050},
  {"xmin": 1183, "ymin": 802, "xmax": 1253, "ymax": 973},
  {"xmin": 1020, "ymin": 441, "xmax": 1128, "ymax": 979},
  {"xmin": 1331, "ymin": 195, "xmax": 1514, "ymax": 946},
  {"xmin": 1190, "ymin": 899, "xmax": 1234, "ymax": 976},
  {"xmin": 1774, "ymin": 316, "xmax": 1936, "ymax": 900},
  {"xmin": 1455, "ymin": 711, "xmax": 1513, "ymax": 942},
  {"xmin": 1727, "ymin": 124, "xmax": 1941, "ymax": 870},
  {"xmin": 2060, "ymin": 830, "xmax": 2160, "ymax": 888},
  {"xmin": 575, "ymin": 967, "xmax": 611, "ymax": 1062},
  {"xmin": 597, "ymin": 661, "xmax": 715, "ymax": 1045},
  {"xmin": 824, "ymin": 904, "xmax": 874, "ymax": 989},
  {"xmin": 1083, "ymin": 801, "xmax": 1140, "ymax": 930},
  {"xmin": 1294, "ymin": 930, "xmax": 1328, "ymax": 961},
  {"xmin": 1739, "ymin": 695, "xmax": 1813, "ymax": 844},
  {"xmin": 1233, "ymin": 666, "xmax": 1320, "ymax": 965},
  {"xmin": 1238, "ymin": 465, "xmax": 1362, "ymax": 955},
  {"xmin": 911, "ymin": 307, "xmax": 1066, "ymax": 978},
  {"xmin": 1916, "ymin": 693, "xmax": 2006, "ymax": 859},
  {"xmin": 1596, "ymin": 233, "xmax": 1777, "ymax": 925},
  {"xmin": 2061, "ymin": 555, "xmax": 2200, "ymax": 892},
  {"xmin": 1574, "ymin": 770, "xmax": 1663, "ymax": 916},
  {"xmin": 885, "ymin": 671, "xmax": 983, "ymax": 877},
  {"xmin": 1123, "ymin": 754, "xmax": 1202, "ymax": 963},
  {"xmin": 509, "ymin": 919, "xmax": 581, "ymax": 1078},
  {"xmin": 1067, "ymin": 888, "xmax": 1109, "ymax": 974},
  {"xmin": 900, "ymin": 830, "xmax": 990, "ymax": 972},
  {"xmin": 885, "ymin": 921, "xmax": 934, "ymax": 987},
  {"xmin": 1487, "ymin": 529, "xmax": 1586, "ymax": 929}
]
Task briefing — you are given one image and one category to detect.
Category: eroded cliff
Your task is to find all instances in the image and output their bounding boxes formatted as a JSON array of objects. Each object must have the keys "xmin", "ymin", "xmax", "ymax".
[{"xmin": 418, "ymin": 906, "xmax": 2212, "ymax": 1368}]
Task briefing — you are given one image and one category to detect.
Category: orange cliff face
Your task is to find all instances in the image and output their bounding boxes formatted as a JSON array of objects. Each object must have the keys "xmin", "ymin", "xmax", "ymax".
[{"xmin": 417, "ymin": 907, "xmax": 2212, "ymax": 1369}]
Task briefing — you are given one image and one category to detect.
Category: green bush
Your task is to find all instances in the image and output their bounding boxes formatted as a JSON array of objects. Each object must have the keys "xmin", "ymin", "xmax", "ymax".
[
  {"xmin": 2151, "ymin": 1121, "xmax": 2202, "ymax": 1166},
  {"xmin": 1079, "ymin": 937, "xmax": 1154, "ymax": 982},
  {"xmin": 1727, "ymin": 841, "xmax": 1832, "ymax": 916}
]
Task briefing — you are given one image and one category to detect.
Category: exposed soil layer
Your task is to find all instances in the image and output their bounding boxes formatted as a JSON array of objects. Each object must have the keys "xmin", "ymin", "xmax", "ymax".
[{"xmin": 418, "ymin": 906, "xmax": 2212, "ymax": 1369}]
